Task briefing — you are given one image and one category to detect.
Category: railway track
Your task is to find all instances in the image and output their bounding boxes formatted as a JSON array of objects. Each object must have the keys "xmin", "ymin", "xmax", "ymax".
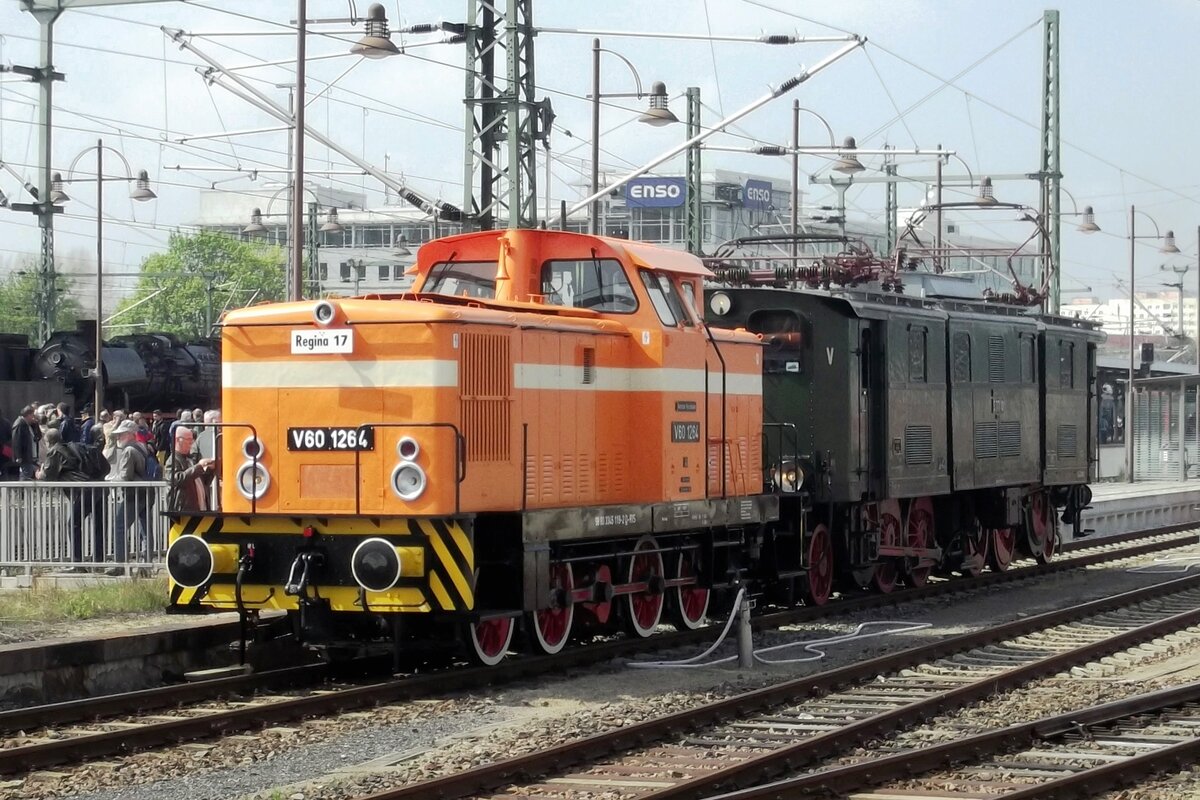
[
  {"xmin": 714, "ymin": 678, "xmax": 1200, "ymax": 799},
  {"xmin": 0, "ymin": 525, "xmax": 1195, "ymax": 776},
  {"xmin": 350, "ymin": 575, "xmax": 1200, "ymax": 800}
]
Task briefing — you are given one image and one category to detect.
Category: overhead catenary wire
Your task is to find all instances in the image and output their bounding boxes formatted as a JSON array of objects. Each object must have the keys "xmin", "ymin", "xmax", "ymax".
[{"xmin": 743, "ymin": 0, "xmax": 1200, "ymax": 210}]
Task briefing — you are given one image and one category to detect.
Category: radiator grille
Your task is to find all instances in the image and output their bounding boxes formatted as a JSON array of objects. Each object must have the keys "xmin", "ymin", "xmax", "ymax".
[
  {"xmin": 974, "ymin": 421, "xmax": 998, "ymax": 459},
  {"xmin": 999, "ymin": 421, "xmax": 1021, "ymax": 458},
  {"xmin": 460, "ymin": 332, "xmax": 511, "ymax": 462},
  {"xmin": 582, "ymin": 347, "xmax": 595, "ymax": 385},
  {"xmin": 988, "ymin": 335, "xmax": 1006, "ymax": 383},
  {"xmin": 1057, "ymin": 424, "xmax": 1078, "ymax": 459},
  {"xmin": 904, "ymin": 425, "xmax": 933, "ymax": 465}
]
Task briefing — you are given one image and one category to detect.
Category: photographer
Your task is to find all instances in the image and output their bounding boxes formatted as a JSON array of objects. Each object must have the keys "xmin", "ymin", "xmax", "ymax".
[{"xmin": 167, "ymin": 426, "xmax": 216, "ymax": 512}]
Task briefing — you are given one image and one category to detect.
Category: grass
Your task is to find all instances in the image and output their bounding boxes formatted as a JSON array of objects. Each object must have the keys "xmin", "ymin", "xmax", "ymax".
[{"xmin": 0, "ymin": 577, "xmax": 168, "ymax": 624}]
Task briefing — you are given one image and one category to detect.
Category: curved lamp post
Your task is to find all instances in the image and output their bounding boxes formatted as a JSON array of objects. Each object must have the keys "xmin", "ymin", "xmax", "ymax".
[
  {"xmin": 60, "ymin": 139, "xmax": 157, "ymax": 415},
  {"xmin": 589, "ymin": 38, "xmax": 679, "ymax": 234}
]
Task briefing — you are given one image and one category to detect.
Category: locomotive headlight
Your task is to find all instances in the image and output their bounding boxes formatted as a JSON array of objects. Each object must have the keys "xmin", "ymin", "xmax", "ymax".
[
  {"xmin": 709, "ymin": 292, "xmax": 732, "ymax": 316},
  {"xmin": 167, "ymin": 535, "xmax": 236, "ymax": 588},
  {"xmin": 391, "ymin": 462, "xmax": 427, "ymax": 501},
  {"xmin": 242, "ymin": 435, "xmax": 265, "ymax": 460},
  {"xmin": 351, "ymin": 537, "xmax": 404, "ymax": 592},
  {"xmin": 396, "ymin": 436, "xmax": 420, "ymax": 461},
  {"xmin": 236, "ymin": 461, "xmax": 271, "ymax": 500},
  {"xmin": 772, "ymin": 460, "xmax": 801, "ymax": 493},
  {"xmin": 313, "ymin": 300, "xmax": 337, "ymax": 326}
]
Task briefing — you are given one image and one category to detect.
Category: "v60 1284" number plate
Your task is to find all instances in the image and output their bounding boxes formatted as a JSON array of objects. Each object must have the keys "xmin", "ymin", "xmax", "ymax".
[{"xmin": 287, "ymin": 427, "xmax": 375, "ymax": 451}]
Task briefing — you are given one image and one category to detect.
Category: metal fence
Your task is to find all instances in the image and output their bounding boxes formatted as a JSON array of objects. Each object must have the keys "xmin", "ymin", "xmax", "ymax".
[
  {"xmin": 1133, "ymin": 385, "xmax": 1200, "ymax": 481},
  {"xmin": 0, "ymin": 481, "xmax": 169, "ymax": 575}
]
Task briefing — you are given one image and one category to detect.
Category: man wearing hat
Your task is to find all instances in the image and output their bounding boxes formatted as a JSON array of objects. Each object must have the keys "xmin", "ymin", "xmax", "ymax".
[
  {"xmin": 109, "ymin": 419, "xmax": 150, "ymax": 568},
  {"xmin": 78, "ymin": 405, "xmax": 95, "ymax": 445}
]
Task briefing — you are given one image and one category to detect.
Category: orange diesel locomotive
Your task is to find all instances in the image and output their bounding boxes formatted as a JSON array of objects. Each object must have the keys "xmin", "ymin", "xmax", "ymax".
[{"xmin": 166, "ymin": 229, "xmax": 783, "ymax": 664}]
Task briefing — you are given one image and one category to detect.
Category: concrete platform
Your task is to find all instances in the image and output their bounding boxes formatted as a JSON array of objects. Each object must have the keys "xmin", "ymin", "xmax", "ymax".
[
  {"xmin": 0, "ymin": 611, "xmax": 291, "ymax": 707},
  {"xmin": 1080, "ymin": 480, "xmax": 1200, "ymax": 539}
]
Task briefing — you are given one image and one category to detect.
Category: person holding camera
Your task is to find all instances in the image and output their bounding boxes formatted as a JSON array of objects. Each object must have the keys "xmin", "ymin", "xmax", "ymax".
[{"xmin": 167, "ymin": 426, "xmax": 216, "ymax": 512}]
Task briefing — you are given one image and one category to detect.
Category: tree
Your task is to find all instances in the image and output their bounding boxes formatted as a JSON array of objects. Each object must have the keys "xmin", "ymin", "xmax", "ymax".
[
  {"xmin": 113, "ymin": 231, "xmax": 286, "ymax": 340},
  {"xmin": 0, "ymin": 265, "xmax": 82, "ymax": 344}
]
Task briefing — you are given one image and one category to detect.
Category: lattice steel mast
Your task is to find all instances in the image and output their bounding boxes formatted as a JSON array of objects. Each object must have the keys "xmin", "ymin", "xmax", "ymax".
[
  {"xmin": 1039, "ymin": 9, "xmax": 1061, "ymax": 313},
  {"xmin": 462, "ymin": 0, "xmax": 550, "ymax": 230}
]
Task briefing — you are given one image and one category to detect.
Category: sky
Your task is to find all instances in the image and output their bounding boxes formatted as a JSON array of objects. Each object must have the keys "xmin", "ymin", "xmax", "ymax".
[{"xmin": 0, "ymin": 0, "xmax": 1198, "ymax": 309}]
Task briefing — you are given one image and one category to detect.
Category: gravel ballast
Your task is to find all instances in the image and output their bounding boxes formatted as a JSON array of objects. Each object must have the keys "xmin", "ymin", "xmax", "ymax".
[{"xmin": 6, "ymin": 542, "xmax": 1200, "ymax": 800}]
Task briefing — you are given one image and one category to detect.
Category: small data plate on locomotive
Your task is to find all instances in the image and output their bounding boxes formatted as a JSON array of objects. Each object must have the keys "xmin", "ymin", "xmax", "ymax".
[
  {"xmin": 291, "ymin": 329, "xmax": 353, "ymax": 355},
  {"xmin": 287, "ymin": 427, "xmax": 375, "ymax": 451}
]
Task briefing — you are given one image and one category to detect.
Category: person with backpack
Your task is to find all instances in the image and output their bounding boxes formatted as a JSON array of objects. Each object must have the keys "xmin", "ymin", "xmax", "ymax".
[
  {"xmin": 11, "ymin": 405, "xmax": 38, "ymax": 481},
  {"xmin": 109, "ymin": 419, "xmax": 154, "ymax": 571},
  {"xmin": 37, "ymin": 427, "xmax": 96, "ymax": 569}
]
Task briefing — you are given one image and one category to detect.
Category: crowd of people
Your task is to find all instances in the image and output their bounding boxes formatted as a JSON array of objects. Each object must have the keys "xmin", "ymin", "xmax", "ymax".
[{"xmin": 0, "ymin": 403, "xmax": 221, "ymax": 571}]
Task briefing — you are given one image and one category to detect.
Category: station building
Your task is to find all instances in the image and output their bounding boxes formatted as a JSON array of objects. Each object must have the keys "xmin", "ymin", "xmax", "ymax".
[{"xmin": 193, "ymin": 169, "xmax": 1041, "ymax": 299}]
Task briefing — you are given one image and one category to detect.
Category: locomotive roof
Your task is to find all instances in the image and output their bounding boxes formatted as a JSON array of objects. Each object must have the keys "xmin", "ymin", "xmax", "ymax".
[
  {"xmin": 838, "ymin": 292, "xmax": 1103, "ymax": 338},
  {"xmin": 416, "ymin": 229, "xmax": 714, "ymax": 278},
  {"xmin": 714, "ymin": 284, "xmax": 1104, "ymax": 339}
]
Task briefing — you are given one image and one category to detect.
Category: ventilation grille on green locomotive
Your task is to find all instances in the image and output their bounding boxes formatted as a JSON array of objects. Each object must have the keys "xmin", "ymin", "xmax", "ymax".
[
  {"xmin": 974, "ymin": 422, "xmax": 997, "ymax": 459},
  {"xmin": 975, "ymin": 421, "xmax": 1021, "ymax": 459},
  {"xmin": 904, "ymin": 425, "xmax": 933, "ymax": 465},
  {"xmin": 999, "ymin": 421, "xmax": 1021, "ymax": 457},
  {"xmin": 1057, "ymin": 424, "xmax": 1078, "ymax": 459},
  {"xmin": 987, "ymin": 335, "xmax": 1006, "ymax": 382}
]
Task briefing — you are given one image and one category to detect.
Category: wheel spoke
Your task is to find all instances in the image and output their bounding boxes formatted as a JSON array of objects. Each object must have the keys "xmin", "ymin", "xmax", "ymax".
[
  {"xmin": 672, "ymin": 551, "xmax": 709, "ymax": 630},
  {"xmin": 467, "ymin": 617, "xmax": 513, "ymax": 666},
  {"xmin": 529, "ymin": 562, "xmax": 574, "ymax": 655},
  {"xmin": 625, "ymin": 536, "xmax": 664, "ymax": 638},
  {"xmin": 990, "ymin": 527, "xmax": 1016, "ymax": 571},
  {"xmin": 803, "ymin": 524, "xmax": 834, "ymax": 606},
  {"xmin": 874, "ymin": 501, "xmax": 902, "ymax": 594}
]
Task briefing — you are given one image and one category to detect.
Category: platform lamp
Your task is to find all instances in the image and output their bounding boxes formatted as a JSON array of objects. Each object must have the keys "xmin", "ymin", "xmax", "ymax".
[
  {"xmin": 589, "ymin": 38, "xmax": 679, "ymax": 235},
  {"xmin": 1125, "ymin": 206, "xmax": 1181, "ymax": 482},
  {"xmin": 243, "ymin": 195, "xmax": 345, "ymax": 299},
  {"xmin": 786, "ymin": 105, "xmax": 865, "ymax": 259},
  {"xmin": 350, "ymin": 4, "xmax": 401, "ymax": 59},
  {"xmin": 287, "ymin": 3, "xmax": 399, "ymax": 304},
  {"xmin": 58, "ymin": 140, "xmax": 157, "ymax": 416}
]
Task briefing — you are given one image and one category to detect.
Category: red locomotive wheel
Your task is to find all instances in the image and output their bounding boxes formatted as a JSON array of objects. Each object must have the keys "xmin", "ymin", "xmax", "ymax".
[
  {"xmin": 528, "ymin": 562, "xmax": 574, "ymax": 655},
  {"xmin": 670, "ymin": 552, "xmax": 709, "ymax": 630},
  {"xmin": 989, "ymin": 527, "xmax": 1016, "ymax": 571},
  {"xmin": 801, "ymin": 524, "xmax": 834, "ymax": 606},
  {"xmin": 1028, "ymin": 492, "xmax": 1056, "ymax": 563},
  {"xmin": 961, "ymin": 522, "xmax": 989, "ymax": 578},
  {"xmin": 873, "ymin": 500, "xmax": 902, "ymax": 594},
  {"xmin": 903, "ymin": 497, "xmax": 935, "ymax": 588},
  {"xmin": 625, "ymin": 536, "xmax": 665, "ymax": 638},
  {"xmin": 466, "ymin": 617, "xmax": 514, "ymax": 667}
]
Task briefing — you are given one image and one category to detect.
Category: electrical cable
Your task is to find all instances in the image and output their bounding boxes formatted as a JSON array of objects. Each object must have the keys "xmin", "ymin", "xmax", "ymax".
[{"xmin": 629, "ymin": 587, "xmax": 931, "ymax": 669}]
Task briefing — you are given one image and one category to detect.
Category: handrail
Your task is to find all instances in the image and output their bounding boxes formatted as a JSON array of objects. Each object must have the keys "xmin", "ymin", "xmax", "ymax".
[
  {"xmin": 166, "ymin": 421, "xmax": 260, "ymax": 515},
  {"xmin": 352, "ymin": 421, "xmax": 466, "ymax": 516}
]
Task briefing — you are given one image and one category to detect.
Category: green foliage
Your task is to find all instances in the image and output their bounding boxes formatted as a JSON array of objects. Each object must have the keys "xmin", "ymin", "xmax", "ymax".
[
  {"xmin": 0, "ymin": 267, "xmax": 82, "ymax": 344},
  {"xmin": 114, "ymin": 231, "xmax": 286, "ymax": 340}
]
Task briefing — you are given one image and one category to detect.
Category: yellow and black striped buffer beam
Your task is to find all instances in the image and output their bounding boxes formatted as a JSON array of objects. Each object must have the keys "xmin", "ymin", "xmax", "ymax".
[{"xmin": 166, "ymin": 515, "xmax": 474, "ymax": 613}]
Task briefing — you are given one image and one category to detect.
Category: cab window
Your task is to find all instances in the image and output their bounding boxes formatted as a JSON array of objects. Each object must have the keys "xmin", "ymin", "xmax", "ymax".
[
  {"xmin": 540, "ymin": 258, "xmax": 637, "ymax": 313},
  {"xmin": 423, "ymin": 261, "xmax": 496, "ymax": 298},
  {"xmin": 639, "ymin": 271, "xmax": 693, "ymax": 327},
  {"xmin": 679, "ymin": 280, "xmax": 701, "ymax": 322}
]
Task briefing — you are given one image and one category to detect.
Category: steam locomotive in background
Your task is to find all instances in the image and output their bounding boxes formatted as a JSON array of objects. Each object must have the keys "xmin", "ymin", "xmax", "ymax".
[{"xmin": 0, "ymin": 319, "xmax": 220, "ymax": 413}]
